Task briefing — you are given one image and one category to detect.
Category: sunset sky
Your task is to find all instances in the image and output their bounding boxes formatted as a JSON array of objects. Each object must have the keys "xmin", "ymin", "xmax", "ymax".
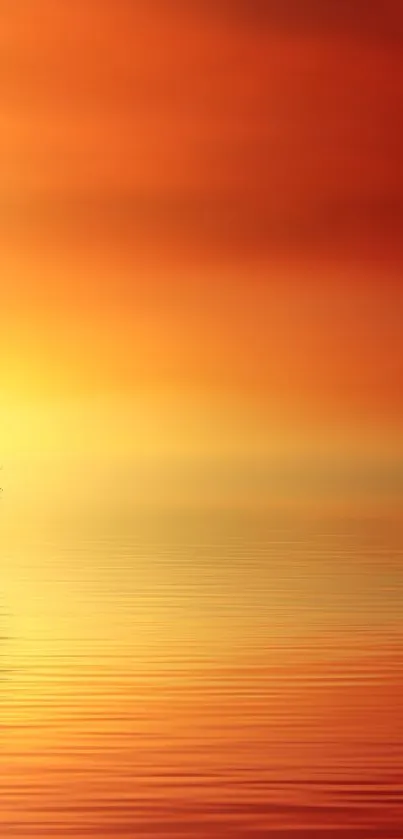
[{"xmin": 1, "ymin": 0, "xmax": 403, "ymax": 514}]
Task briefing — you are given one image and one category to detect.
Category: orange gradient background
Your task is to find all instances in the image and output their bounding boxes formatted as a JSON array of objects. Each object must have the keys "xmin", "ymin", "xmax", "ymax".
[{"xmin": 1, "ymin": 3, "xmax": 403, "ymax": 838}]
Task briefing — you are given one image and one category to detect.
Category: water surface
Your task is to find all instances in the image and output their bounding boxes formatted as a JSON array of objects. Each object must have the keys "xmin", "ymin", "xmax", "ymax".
[{"xmin": 2, "ymin": 509, "xmax": 403, "ymax": 837}]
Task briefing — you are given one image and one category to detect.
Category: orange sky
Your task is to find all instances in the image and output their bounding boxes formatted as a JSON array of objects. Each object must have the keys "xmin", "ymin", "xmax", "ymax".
[
  {"xmin": 1, "ymin": 0, "xmax": 403, "ymax": 502},
  {"xmin": 2, "ymin": 1, "xmax": 402, "ymax": 256}
]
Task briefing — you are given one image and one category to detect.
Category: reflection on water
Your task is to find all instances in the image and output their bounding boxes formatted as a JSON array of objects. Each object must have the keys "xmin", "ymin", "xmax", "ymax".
[{"xmin": 2, "ymin": 510, "xmax": 403, "ymax": 837}]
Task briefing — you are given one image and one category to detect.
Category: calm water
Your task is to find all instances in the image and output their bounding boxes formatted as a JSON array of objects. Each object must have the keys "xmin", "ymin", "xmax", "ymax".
[{"xmin": 2, "ymin": 509, "xmax": 403, "ymax": 837}]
